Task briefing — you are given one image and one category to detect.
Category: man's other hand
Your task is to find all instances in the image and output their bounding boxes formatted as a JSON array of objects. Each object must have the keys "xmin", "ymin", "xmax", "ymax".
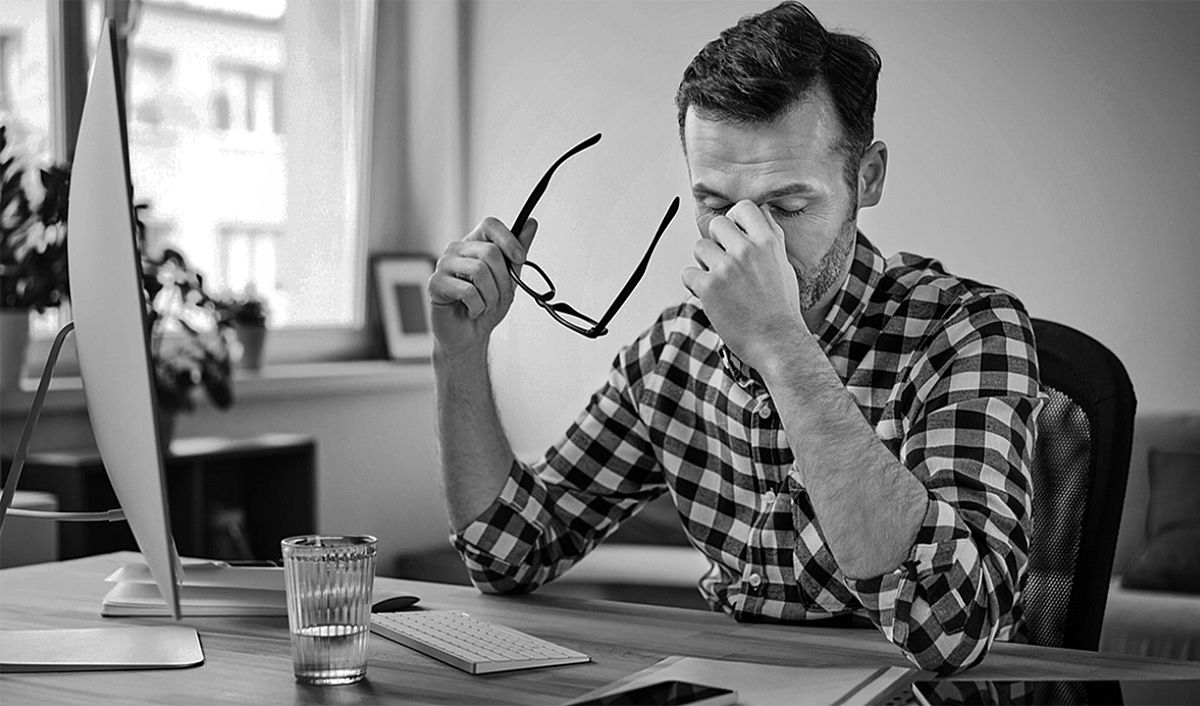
[{"xmin": 682, "ymin": 200, "xmax": 803, "ymax": 370}]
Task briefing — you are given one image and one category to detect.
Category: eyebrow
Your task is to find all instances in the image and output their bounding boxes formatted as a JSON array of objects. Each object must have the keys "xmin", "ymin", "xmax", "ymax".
[{"xmin": 691, "ymin": 182, "xmax": 822, "ymax": 202}]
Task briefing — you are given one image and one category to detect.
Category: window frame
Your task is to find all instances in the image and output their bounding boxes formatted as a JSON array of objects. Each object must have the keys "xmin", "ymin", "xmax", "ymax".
[{"xmin": 0, "ymin": 32, "xmax": 17, "ymax": 113}]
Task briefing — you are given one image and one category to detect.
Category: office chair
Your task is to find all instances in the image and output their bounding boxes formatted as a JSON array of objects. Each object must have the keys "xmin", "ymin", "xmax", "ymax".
[{"xmin": 1022, "ymin": 318, "xmax": 1136, "ymax": 650}]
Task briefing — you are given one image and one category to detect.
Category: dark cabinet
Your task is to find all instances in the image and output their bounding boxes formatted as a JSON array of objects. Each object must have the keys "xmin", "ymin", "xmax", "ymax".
[{"xmin": 2, "ymin": 433, "xmax": 315, "ymax": 561}]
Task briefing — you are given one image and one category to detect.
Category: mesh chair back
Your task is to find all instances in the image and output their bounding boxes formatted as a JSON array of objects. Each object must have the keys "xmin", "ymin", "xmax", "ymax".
[{"xmin": 1023, "ymin": 319, "xmax": 1136, "ymax": 650}]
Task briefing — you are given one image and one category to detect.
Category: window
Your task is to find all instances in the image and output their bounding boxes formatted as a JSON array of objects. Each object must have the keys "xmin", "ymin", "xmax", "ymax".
[
  {"xmin": 128, "ymin": 48, "xmax": 173, "ymax": 127},
  {"xmin": 5, "ymin": 0, "xmax": 379, "ymax": 360},
  {"xmin": 139, "ymin": 216, "xmax": 177, "ymax": 258},
  {"xmin": 0, "ymin": 34, "xmax": 15, "ymax": 113},
  {"xmin": 117, "ymin": 0, "xmax": 374, "ymax": 332},
  {"xmin": 0, "ymin": 3, "xmax": 52, "ymax": 157},
  {"xmin": 3, "ymin": 3, "xmax": 55, "ymax": 338},
  {"xmin": 212, "ymin": 63, "xmax": 282, "ymax": 135},
  {"xmin": 219, "ymin": 224, "xmax": 282, "ymax": 313}
]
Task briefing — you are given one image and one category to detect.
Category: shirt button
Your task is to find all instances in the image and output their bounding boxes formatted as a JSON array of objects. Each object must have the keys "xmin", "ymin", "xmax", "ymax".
[
  {"xmin": 748, "ymin": 573, "xmax": 763, "ymax": 588},
  {"xmin": 763, "ymin": 490, "xmax": 777, "ymax": 505},
  {"xmin": 757, "ymin": 403, "xmax": 773, "ymax": 419}
]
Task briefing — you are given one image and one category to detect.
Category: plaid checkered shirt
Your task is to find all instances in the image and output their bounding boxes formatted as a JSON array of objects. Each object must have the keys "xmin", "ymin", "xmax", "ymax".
[{"xmin": 452, "ymin": 231, "xmax": 1043, "ymax": 674}]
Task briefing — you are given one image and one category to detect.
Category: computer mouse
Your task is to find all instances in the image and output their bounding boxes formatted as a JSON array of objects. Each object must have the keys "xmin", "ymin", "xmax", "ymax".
[{"xmin": 372, "ymin": 594, "xmax": 420, "ymax": 612}]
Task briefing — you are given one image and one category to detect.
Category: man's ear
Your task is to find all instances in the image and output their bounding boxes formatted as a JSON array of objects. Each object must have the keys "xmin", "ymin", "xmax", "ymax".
[{"xmin": 857, "ymin": 140, "xmax": 887, "ymax": 208}]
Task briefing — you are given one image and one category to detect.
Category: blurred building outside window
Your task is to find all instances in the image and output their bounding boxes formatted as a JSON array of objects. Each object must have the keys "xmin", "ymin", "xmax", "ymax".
[{"xmin": 3, "ymin": 0, "xmax": 376, "ymax": 350}]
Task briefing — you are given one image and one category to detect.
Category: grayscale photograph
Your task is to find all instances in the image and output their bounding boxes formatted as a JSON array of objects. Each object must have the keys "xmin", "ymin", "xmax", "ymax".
[{"xmin": 0, "ymin": 1, "xmax": 1198, "ymax": 703}]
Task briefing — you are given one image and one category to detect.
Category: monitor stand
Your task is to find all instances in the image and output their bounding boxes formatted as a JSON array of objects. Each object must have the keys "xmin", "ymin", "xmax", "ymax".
[
  {"xmin": 0, "ymin": 627, "xmax": 203, "ymax": 672},
  {"xmin": 0, "ymin": 324, "xmax": 203, "ymax": 672}
]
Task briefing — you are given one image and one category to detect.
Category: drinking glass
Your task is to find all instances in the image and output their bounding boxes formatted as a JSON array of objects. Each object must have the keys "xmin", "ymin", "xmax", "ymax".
[{"xmin": 281, "ymin": 535, "xmax": 378, "ymax": 685}]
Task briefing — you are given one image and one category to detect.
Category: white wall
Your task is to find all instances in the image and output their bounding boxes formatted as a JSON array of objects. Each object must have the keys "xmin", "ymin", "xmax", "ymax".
[{"xmin": 458, "ymin": 0, "xmax": 1200, "ymax": 459}]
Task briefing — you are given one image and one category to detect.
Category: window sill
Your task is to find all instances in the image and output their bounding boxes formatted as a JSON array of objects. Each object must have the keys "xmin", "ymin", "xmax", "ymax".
[{"xmin": 0, "ymin": 359, "xmax": 434, "ymax": 415}]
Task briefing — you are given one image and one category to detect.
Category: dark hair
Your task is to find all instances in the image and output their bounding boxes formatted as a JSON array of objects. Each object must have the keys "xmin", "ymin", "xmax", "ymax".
[{"xmin": 675, "ymin": 2, "xmax": 881, "ymax": 181}]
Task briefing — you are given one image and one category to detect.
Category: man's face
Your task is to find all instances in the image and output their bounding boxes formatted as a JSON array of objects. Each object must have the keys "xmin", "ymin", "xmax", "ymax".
[{"xmin": 683, "ymin": 94, "xmax": 859, "ymax": 311}]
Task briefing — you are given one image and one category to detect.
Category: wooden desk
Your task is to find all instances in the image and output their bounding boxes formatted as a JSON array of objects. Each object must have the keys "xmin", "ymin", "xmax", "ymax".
[{"xmin": 3, "ymin": 553, "xmax": 1199, "ymax": 705}]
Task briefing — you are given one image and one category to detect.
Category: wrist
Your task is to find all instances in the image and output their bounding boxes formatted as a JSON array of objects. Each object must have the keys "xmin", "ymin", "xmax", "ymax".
[
  {"xmin": 433, "ymin": 340, "xmax": 489, "ymax": 374},
  {"xmin": 755, "ymin": 325, "xmax": 818, "ymax": 386}
]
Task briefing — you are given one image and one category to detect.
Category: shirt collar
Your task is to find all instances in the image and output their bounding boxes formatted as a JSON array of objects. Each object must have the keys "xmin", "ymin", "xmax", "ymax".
[
  {"xmin": 718, "ymin": 231, "xmax": 884, "ymax": 385},
  {"xmin": 814, "ymin": 230, "xmax": 884, "ymax": 350}
]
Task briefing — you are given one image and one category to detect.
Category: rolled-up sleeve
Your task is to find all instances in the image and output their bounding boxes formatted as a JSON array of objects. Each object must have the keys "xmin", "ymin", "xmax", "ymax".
[
  {"xmin": 841, "ymin": 296, "xmax": 1043, "ymax": 674},
  {"xmin": 451, "ymin": 323, "xmax": 669, "ymax": 594}
]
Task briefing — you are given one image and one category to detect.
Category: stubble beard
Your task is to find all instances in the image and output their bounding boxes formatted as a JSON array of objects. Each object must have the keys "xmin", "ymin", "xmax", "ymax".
[{"xmin": 795, "ymin": 213, "xmax": 857, "ymax": 311}]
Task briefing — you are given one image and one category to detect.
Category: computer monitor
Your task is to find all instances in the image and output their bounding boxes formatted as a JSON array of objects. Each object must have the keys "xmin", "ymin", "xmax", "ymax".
[
  {"xmin": 66, "ymin": 18, "xmax": 182, "ymax": 619},
  {"xmin": 0, "ymin": 18, "xmax": 200, "ymax": 672}
]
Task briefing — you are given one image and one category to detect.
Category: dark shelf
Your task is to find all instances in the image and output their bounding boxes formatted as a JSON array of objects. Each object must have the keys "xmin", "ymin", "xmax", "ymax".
[{"xmin": 2, "ymin": 433, "xmax": 316, "ymax": 561}]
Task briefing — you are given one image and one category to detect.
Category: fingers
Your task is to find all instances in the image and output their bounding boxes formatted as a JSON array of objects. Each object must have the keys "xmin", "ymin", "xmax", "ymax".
[
  {"xmin": 510, "ymin": 218, "xmax": 538, "ymax": 278},
  {"xmin": 432, "ymin": 249, "xmax": 503, "ymax": 318},
  {"xmin": 465, "ymin": 217, "xmax": 529, "ymax": 267},
  {"xmin": 706, "ymin": 214, "xmax": 751, "ymax": 258},
  {"xmin": 431, "ymin": 216, "xmax": 533, "ymax": 319},
  {"xmin": 516, "ymin": 218, "xmax": 538, "ymax": 254},
  {"xmin": 458, "ymin": 253, "xmax": 505, "ymax": 310},
  {"xmin": 681, "ymin": 265, "xmax": 706, "ymax": 299},
  {"xmin": 723, "ymin": 199, "xmax": 780, "ymax": 246},
  {"xmin": 429, "ymin": 273, "xmax": 487, "ymax": 318},
  {"xmin": 707, "ymin": 199, "xmax": 773, "ymax": 255},
  {"xmin": 758, "ymin": 204, "xmax": 786, "ymax": 240},
  {"xmin": 455, "ymin": 240, "xmax": 512, "ymax": 304},
  {"xmin": 692, "ymin": 237, "xmax": 726, "ymax": 273}
]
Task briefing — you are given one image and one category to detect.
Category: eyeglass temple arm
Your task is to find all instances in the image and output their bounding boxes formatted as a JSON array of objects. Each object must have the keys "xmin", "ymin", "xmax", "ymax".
[
  {"xmin": 592, "ymin": 196, "xmax": 681, "ymax": 332},
  {"xmin": 509, "ymin": 133, "xmax": 603, "ymax": 245}
]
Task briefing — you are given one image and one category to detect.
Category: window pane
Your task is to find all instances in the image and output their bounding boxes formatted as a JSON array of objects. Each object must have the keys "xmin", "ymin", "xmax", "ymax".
[
  {"xmin": 2, "ymin": 0, "xmax": 55, "ymax": 337},
  {"xmin": 122, "ymin": 0, "xmax": 370, "ymax": 329},
  {"xmin": 0, "ymin": 2, "xmax": 52, "ymax": 152}
]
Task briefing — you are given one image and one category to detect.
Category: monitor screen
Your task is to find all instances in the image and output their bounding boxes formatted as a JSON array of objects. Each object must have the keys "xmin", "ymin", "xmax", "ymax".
[{"xmin": 66, "ymin": 19, "xmax": 181, "ymax": 619}]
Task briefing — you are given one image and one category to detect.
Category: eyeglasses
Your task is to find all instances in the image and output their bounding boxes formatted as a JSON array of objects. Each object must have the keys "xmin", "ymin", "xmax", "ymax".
[{"xmin": 507, "ymin": 133, "xmax": 680, "ymax": 338}]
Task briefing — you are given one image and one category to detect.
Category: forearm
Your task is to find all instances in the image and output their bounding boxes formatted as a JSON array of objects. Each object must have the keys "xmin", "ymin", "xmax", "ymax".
[
  {"xmin": 761, "ymin": 334, "xmax": 927, "ymax": 579},
  {"xmin": 434, "ymin": 343, "xmax": 516, "ymax": 532}
]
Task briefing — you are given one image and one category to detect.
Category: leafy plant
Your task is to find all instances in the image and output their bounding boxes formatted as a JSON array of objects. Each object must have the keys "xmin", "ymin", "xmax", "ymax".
[
  {"xmin": 0, "ymin": 125, "xmax": 70, "ymax": 311},
  {"xmin": 141, "ymin": 244, "xmax": 234, "ymax": 414},
  {"xmin": 1, "ymin": 120, "xmax": 234, "ymax": 414},
  {"xmin": 216, "ymin": 292, "xmax": 269, "ymax": 328}
]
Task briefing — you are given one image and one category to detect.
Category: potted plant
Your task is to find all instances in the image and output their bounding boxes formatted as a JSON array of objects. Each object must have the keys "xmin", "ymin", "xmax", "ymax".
[
  {"xmin": 0, "ymin": 124, "xmax": 70, "ymax": 389},
  {"xmin": 1, "ymin": 122, "xmax": 234, "ymax": 429},
  {"xmin": 141, "ymin": 245, "xmax": 234, "ymax": 442},
  {"xmin": 216, "ymin": 291, "xmax": 269, "ymax": 371}
]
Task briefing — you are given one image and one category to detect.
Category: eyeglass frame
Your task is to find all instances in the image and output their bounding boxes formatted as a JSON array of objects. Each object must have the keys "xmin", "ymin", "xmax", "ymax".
[{"xmin": 506, "ymin": 132, "xmax": 680, "ymax": 339}]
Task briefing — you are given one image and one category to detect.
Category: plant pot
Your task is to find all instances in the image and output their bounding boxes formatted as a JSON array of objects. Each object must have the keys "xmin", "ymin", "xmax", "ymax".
[
  {"xmin": 1, "ymin": 308, "xmax": 31, "ymax": 390},
  {"xmin": 235, "ymin": 324, "xmax": 267, "ymax": 371}
]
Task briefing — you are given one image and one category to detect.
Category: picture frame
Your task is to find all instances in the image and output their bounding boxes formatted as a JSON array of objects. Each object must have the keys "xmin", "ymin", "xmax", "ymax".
[{"xmin": 371, "ymin": 253, "xmax": 436, "ymax": 360}]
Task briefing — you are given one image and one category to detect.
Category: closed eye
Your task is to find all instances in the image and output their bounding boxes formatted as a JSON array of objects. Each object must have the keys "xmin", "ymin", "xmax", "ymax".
[{"xmin": 770, "ymin": 205, "xmax": 806, "ymax": 219}]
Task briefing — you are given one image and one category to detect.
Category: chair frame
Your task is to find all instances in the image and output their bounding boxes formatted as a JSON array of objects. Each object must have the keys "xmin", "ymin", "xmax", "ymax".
[{"xmin": 1030, "ymin": 318, "xmax": 1136, "ymax": 650}]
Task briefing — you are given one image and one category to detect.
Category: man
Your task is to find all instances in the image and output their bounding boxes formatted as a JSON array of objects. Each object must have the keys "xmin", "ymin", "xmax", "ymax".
[{"xmin": 427, "ymin": 2, "xmax": 1042, "ymax": 675}]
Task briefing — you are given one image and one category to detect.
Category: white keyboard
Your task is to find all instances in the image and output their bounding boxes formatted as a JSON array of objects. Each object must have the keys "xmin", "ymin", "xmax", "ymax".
[{"xmin": 370, "ymin": 610, "xmax": 590, "ymax": 674}]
